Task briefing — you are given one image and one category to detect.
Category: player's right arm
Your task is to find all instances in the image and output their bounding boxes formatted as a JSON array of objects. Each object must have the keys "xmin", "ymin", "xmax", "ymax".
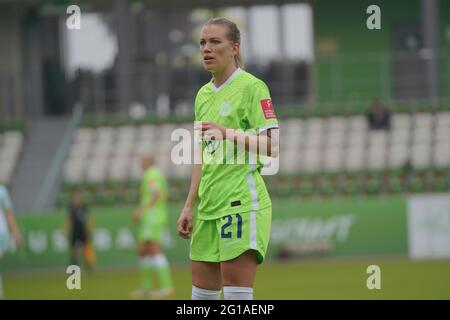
[
  {"xmin": 177, "ymin": 160, "xmax": 201, "ymax": 239},
  {"xmin": 177, "ymin": 91, "xmax": 204, "ymax": 239},
  {"xmin": 6, "ymin": 208, "xmax": 22, "ymax": 245}
]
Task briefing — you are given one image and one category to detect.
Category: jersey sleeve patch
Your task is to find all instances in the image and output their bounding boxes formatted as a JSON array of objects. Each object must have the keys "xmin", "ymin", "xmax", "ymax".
[{"xmin": 260, "ymin": 99, "xmax": 276, "ymax": 119}]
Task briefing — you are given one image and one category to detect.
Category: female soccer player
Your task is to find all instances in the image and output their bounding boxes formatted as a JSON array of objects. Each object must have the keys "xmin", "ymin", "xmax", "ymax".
[
  {"xmin": 65, "ymin": 188, "xmax": 95, "ymax": 271},
  {"xmin": 177, "ymin": 17, "xmax": 279, "ymax": 300},
  {"xmin": 132, "ymin": 153, "xmax": 174, "ymax": 299},
  {"xmin": 0, "ymin": 184, "xmax": 22, "ymax": 299}
]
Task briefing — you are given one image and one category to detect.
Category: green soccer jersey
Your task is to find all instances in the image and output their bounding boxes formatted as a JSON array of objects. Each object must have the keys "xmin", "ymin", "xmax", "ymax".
[
  {"xmin": 194, "ymin": 68, "xmax": 279, "ymax": 220},
  {"xmin": 140, "ymin": 166, "xmax": 168, "ymax": 224}
]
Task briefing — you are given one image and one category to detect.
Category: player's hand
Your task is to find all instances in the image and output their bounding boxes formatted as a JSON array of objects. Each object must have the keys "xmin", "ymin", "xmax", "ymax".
[
  {"xmin": 13, "ymin": 231, "xmax": 22, "ymax": 246},
  {"xmin": 133, "ymin": 210, "xmax": 141, "ymax": 223},
  {"xmin": 177, "ymin": 207, "xmax": 193, "ymax": 239},
  {"xmin": 196, "ymin": 122, "xmax": 226, "ymax": 140}
]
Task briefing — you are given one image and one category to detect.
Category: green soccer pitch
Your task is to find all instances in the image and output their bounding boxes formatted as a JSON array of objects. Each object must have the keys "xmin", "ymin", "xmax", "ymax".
[{"xmin": 3, "ymin": 257, "xmax": 450, "ymax": 299}]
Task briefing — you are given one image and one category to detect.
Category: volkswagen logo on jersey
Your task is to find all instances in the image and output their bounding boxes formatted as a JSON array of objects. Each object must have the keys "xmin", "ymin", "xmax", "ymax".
[
  {"xmin": 219, "ymin": 101, "xmax": 232, "ymax": 117},
  {"xmin": 203, "ymin": 140, "xmax": 220, "ymax": 155}
]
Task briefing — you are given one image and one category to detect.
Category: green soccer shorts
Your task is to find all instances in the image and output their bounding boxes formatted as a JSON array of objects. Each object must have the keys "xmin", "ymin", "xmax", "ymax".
[{"xmin": 190, "ymin": 207, "xmax": 272, "ymax": 264}]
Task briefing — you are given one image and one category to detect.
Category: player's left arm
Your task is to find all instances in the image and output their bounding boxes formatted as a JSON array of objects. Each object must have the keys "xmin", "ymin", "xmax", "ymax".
[
  {"xmin": 147, "ymin": 179, "xmax": 162, "ymax": 211},
  {"xmin": 5, "ymin": 208, "xmax": 22, "ymax": 246},
  {"xmin": 199, "ymin": 124, "xmax": 279, "ymax": 157},
  {"xmin": 138, "ymin": 178, "xmax": 161, "ymax": 213}
]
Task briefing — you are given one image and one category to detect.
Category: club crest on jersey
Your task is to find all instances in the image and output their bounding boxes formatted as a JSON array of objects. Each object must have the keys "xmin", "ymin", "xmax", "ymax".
[
  {"xmin": 219, "ymin": 101, "xmax": 232, "ymax": 117},
  {"xmin": 203, "ymin": 140, "xmax": 220, "ymax": 155}
]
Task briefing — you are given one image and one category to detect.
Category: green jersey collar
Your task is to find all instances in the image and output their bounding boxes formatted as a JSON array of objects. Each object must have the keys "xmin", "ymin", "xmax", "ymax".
[{"xmin": 210, "ymin": 67, "xmax": 243, "ymax": 92}]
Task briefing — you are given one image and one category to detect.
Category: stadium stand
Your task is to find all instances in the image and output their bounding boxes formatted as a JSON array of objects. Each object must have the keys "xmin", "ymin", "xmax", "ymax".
[
  {"xmin": 57, "ymin": 110, "xmax": 450, "ymax": 206},
  {"xmin": 0, "ymin": 131, "xmax": 25, "ymax": 186}
]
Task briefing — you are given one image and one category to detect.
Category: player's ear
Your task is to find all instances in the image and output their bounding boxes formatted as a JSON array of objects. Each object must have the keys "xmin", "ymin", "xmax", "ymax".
[{"xmin": 233, "ymin": 42, "xmax": 240, "ymax": 55}]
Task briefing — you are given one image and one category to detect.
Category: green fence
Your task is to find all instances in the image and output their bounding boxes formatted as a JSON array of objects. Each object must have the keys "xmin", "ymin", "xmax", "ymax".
[{"xmin": 1, "ymin": 197, "xmax": 407, "ymax": 271}]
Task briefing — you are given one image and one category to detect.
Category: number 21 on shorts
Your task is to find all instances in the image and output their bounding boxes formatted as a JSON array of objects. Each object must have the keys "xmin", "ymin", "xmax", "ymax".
[{"xmin": 221, "ymin": 214, "xmax": 242, "ymax": 239}]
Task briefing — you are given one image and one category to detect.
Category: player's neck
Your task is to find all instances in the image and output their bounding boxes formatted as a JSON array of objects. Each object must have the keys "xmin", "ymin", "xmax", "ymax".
[{"xmin": 212, "ymin": 64, "xmax": 238, "ymax": 88}]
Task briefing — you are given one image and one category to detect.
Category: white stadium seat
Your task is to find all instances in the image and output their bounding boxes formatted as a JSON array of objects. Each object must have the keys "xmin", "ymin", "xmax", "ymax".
[
  {"xmin": 130, "ymin": 157, "xmax": 143, "ymax": 180},
  {"xmin": 74, "ymin": 128, "xmax": 94, "ymax": 144},
  {"xmin": 303, "ymin": 130, "xmax": 323, "ymax": 148},
  {"xmin": 344, "ymin": 146, "xmax": 365, "ymax": 171},
  {"xmin": 64, "ymin": 159, "xmax": 85, "ymax": 183},
  {"xmin": 111, "ymin": 141, "xmax": 134, "ymax": 158},
  {"xmin": 280, "ymin": 150, "xmax": 300, "ymax": 174},
  {"xmin": 390, "ymin": 128, "xmax": 410, "ymax": 145},
  {"xmin": 301, "ymin": 147, "xmax": 321, "ymax": 173},
  {"xmin": 412, "ymin": 127, "xmax": 432, "ymax": 144},
  {"xmin": 436, "ymin": 112, "xmax": 450, "ymax": 127},
  {"xmin": 139, "ymin": 125, "xmax": 157, "ymax": 140},
  {"xmin": 283, "ymin": 132, "xmax": 302, "ymax": 152},
  {"xmin": 346, "ymin": 132, "xmax": 366, "ymax": 148},
  {"xmin": 91, "ymin": 139, "xmax": 113, "ymax": 157},
  {"xmin": 96, "ymin": 127, "xmax": 115, "ymax": 142},
  {"xmin": 108, "ymin": 159, "xmax": 130, "ymax": 182},
  {"xmin": 158, "ymin": 124, "xmax": 177, "ymax": 141},
  {"xmin": 367, "ymin": 145, "xmax": 386, "ymax": 170},
  {"xmin": 172, "ymin": 163, "xmax": 192, "ymax": 178},
  {"xmin": 117, "ymin": 125, "xmax": 137, "ymax": 142},
  {"xmin": 305, "ymin": 118, "xmax": 324, "ymax": 135},
  {"xmin": 69, "ymin": 141, "xmax": 91, "ymax": 159},
  {"xmin": 281, "ymin": 119, "xmax": 303, "ymax": 136},
  {"xmin": 433, "ymin": 143, "xmax": 450, "ymax": 167},
  {"xmin": 392, "ymin": 114, "xmax": 411, "ymax": 130},
  {"xmin": 414, "ymin": 113, "xmax": 433, "ymax": 129},
  {"xmin": 323, "ymin": 130, "xmax": 346, "ymax": 147},
  {"xmin": 348, "ymin": 116, "xmax": 367, "ymax": 131},
  {"xmin": 323, "ymin": 147, "xmax": 343, "ymax": 172},
  {"xmin": 86, "ymin": 158, "xmax": 109, "ymax": 182},
  {"xmin": 326, "ymin": 116, "xmax": 347, "ymax": 132},
  {"xmin": 388, "ymin": 144, "xmax": 409, "ymax": 168},
  {"xmin": 134, "ymin": 140, "xmax": 158, "ymax": 156},
  {"xmin": 434, "ymin": 125, "xmax": 450, "ymax": 144},
  {"xmin": 368, "ymin": 131, "xmax": 388, "ymax": 148},
  {"xmin": 411, "ymin": 144, "xmax": 431, "ymax": 169}
]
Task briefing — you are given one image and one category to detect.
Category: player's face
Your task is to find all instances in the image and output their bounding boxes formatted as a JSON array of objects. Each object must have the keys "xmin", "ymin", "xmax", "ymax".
[
  {"xmin": 73, "ymin": 191, "xmax": 82, "ymax": 205},
  {"xmin": 200, "ymin": 24, "xmax": 238, "ymax": 73},
  {"xmin": 140, "ymin": 157, "xmax": 147, "ymax": 170},
  {"xmin": 140, "ymin": 156, "xmax": 152, "ymax": 170}
]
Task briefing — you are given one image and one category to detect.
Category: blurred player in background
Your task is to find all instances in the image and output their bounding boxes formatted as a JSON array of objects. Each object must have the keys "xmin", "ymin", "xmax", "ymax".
[
  {"xmin": 0, "ymin": 184, "xmax": 22, "ymax": 299},
  {"xmin": 65, "ymin": 188, "xmax": 95, "ymax": 271},
  {"xmin": 132, "ymin": 153, "xmax": 174, "ymax": 299},
  {"xmin": 177, "ymin": 18, "xmax": 279, "ymax": 300}
]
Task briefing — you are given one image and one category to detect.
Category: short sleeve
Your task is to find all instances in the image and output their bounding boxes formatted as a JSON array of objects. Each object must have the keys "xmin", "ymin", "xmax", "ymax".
[
  {"xmin": 245, "ymin": 81, "xmax": 279, "ymax": 134},
  {"xmin": 193, "ymin": 92, "xmax": 203, "ymax": 143},
  {"xmin": 194, "ymin": 95, "xmax": 199, "ymax": 122},
  {"xmin": 194, "ymin": 90, "xmax": 202, "ymax": 122}
]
